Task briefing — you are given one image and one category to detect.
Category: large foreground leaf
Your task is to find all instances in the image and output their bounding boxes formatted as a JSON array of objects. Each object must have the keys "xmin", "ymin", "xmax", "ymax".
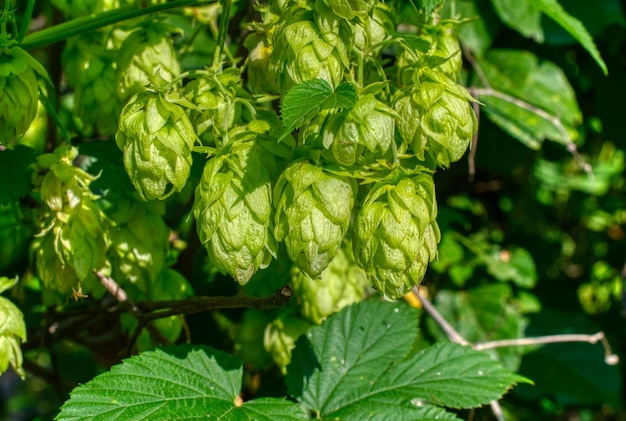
[
  {"xmin": 287, "ymin": 300, "xmax": 528, "ymax": 419},
  {"xmin": 56, "ymin": 345, "xmax": 305, "ymax": 420}
]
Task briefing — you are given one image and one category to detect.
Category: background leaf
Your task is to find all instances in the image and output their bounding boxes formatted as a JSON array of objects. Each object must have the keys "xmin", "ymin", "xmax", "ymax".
[
  {"xmin": 526, "ymin": 0, "xmax": 608, "ymax": 74},
  {"xmin": 490, "ymin": 0, "xmax": 543, "ymax": 41},
  {"xmin": 57, "ymin": 345, "xmax": 306, "ymax": 420},
  {"xmin": 0, "ymin": 146, "xmax": 36, "ymax": 206}
]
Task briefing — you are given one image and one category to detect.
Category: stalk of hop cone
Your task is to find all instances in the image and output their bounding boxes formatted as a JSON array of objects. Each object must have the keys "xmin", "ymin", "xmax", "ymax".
[
  {"xmin": 301, "ymin": 93, "xmax": 396, "ymax": 166},
  {"xmin": 291, "ymin": 245, "xmax": 370, "ymax": 324},
  {"xmin": 115, "ymin": 90, "xmax": 197, "ymax": 201},
  {"xmin": 268, "ymin": 2, "xmax": 351, "ymax": 93},
  {"xmin": 395, "ymin": 73, "xmax": 477, "ymax": 168},
  {"xmin": 193, "ymin": 136, "xmax": 277, "ymax": 284},
  {"xmin": 0, "ymin": 47, "xmax": 39, "ymax": 145},
  {"xmin": 274, "ymin": 161, "xmax": 356, "ymax": 278},
  {"xmin": 116, "ymin": 20, "xmax": 181, "ymax": 101},
  {"xmin": 353, "ymin": 169, "xmax": 440, "ymax": 300}
]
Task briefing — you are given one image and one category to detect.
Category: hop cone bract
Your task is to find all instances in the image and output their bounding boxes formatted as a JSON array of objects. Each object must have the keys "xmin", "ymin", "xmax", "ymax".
[
  {"xmin": 0, "ymin": 47, "xmax": 39, "ymax": 144},
  {"xmin": 274, "ymin": 161, "xmax": 356, "ymax": 278},
  {"xmin": 353, "ymin": 170, "xmax": 440, "ymax": 300},
  {"xmin": 194, "ymin": 137, "xmax": 277, "ymax": 284},
  {"xmin": 116, "ymin": 91, "xmax": 197, "ymax": 201}
]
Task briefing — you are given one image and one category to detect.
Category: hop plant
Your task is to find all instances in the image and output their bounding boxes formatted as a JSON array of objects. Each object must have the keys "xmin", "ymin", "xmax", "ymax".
[
  {"xmin": 353, "ymin": 169, "xmax": 440, "ymax": 300},
  {"xmin": 291, "ymin": 245, "xmax": 370, "ymax": 324},
  {"xmin": 193, "ymin": 133, "xmax": 278, "ymax": 284},
  {"xmin": 322, "ymin": 0, "xmax": 376, "ymax": 20},
  {"xmin": 268, "ymin": 2, "xmax": 351, "ymax": 93},
  {"xmin": 274, "ymin": 161, "xmax": 356, "ymax": 278},
  {"xmin": 301, "ymin": 93, "xmax": 396, "ymax": 166},
  {"xmin": 183, "ymin": 70, "xmax": 243, "ymax": 146},
  {"xmin": 115, "ymin": 90, "xmax": 197, "ymax": 201},
  {"xmin": 0, "ymin": 47, "xmax": 39, "ymax": 144},
  {"xmin": 116, "ymin": 20, "xmax": 181, "ymax": 101},
  {"xmin": 395, "ymin": 72, "xmax": 477, "ymax": 168}
]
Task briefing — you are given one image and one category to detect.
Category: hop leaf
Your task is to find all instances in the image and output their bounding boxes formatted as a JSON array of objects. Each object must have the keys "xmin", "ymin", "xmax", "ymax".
[
  {"xmin": 0, "ymin": 47, "xmax": 39, "ymax": 145},
  {"xmin": 194, "ymin": 135, "xmax": 277, "ymax": 284},
  {"xmin": 353, "ymin": 169, "xmax": 440, "ymax": 300},
  {"xmin": 0, "ymin": 286, "xmax": 27, "ymax": 379},
  {"xmin": 291, "ymin": 245, "xmax": 370, "ymax": 324},
  {"xmin": 274, "ymin": 161, "xmax": 356, "ymax": 278},
  {"xmin": 396, "ymin": 74, "xmax": 477, "ymax": 168},
  {"xmin": 116, "ymin": 91, "xmax": 197, "ymax": 201}
]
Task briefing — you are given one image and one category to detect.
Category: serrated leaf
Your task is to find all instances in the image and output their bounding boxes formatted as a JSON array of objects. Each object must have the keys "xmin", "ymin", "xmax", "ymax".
[
  {"xmin": 321, "ymin": 82, "xmax": 358, "ymax": 110},
  {"xmin": 0, "ymin": 146, "xmax": 36, "ymax": 205},
  {"xmin": 280, "ymin": 79, "xmax": 333, "ymax": 131},
  {"xmin": 287, "ymin": 301, "xmax": 526, "ymax": 419},
  {"xmin": 420, "ymin": 0, "xmax": 445, "ymax": 16},
  {"xmin": 393, "ymin": 32, "xmax": 432, "ymax": 54},
  {"xmin": 527, "ymin": 0, "xmax": 607, "ymax": 75},
  {"xmin": 491, "ymin": 0, "xmax": 543, "ymax": 41},
  {"xmin": 475, "ymin": 49, "xmax": 582, "ymax": 148},
  {"xmin": 57, "ymin": 345, "xmax": 306, "ymax": 420}
]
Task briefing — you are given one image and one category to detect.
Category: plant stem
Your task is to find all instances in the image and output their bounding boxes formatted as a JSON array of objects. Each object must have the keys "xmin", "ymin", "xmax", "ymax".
[
  {"xmin": 18, "ymin": 0, "xmax": 35, "ymax": 42},
  {"xmin": 212, "ymin": 0, "xmax": 232, "ymax": 66},
  {"xmin": 21, "ymin": 0, "xmax": 212, "ymax": 50}
]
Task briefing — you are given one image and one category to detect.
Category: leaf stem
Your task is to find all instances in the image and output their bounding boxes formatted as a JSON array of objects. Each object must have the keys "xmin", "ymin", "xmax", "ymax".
[
  {"xmin": 212, "ymin": 0, "xmax": 232, "ymax": 67},
  {"xmin": 17, "ymin": 0, "xmax": 35, "ymax": 42}
]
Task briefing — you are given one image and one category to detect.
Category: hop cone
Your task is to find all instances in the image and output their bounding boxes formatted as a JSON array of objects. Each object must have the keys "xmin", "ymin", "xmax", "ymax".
[
  {"xmin": 264, "ymin": 312, "xmax": 312, "ymax": 373},
  {"xmin": 274, "ymin": 161, "xmax": 356, "ymax": 278},
  {"xmin": 395, "ymin": 74, "xmax": 477, "ymax": 167},
  {"xmin": 183, "ymin": 70, "xmax": 242, "ymax": 145},
  {"xmin": 353, "ymin": 3, "xmax": 394, "ymax": 51},
  {"xmin": 301, "ymin": 94, "xmax": 396, "ymax": 166},
  {"xmin": 424, "ymin": 26, "xmax": 463, "ymax": 78},
  {"xmin": 322, "ymin": 0, "xmax": 376, "ymax": 20},
  {"xmin": 0, "ymin": 279, "xmax": 27, "ymax": 378},
  {"xmin": 353, "ymin": 170, "xmax": 440, "ymax": 300},
  {"xmin": 194, "ymin": 138, "xmax": 277, "ymax": 284},
  {"xmin": 116, "ymin": 90, "xmax": 197, "ymax": 201},
  {"xmin": 268, "ymin": 3, "xmax": 351, "ymax": 93},
  {"xmin": 116, "ymin": 21, "xmax": 181, "ymax": 101},
  {"xmin": 108, "ymin": 200, "xmax": 169, "ymax": 292},
  {"xmin": 292, "ymin": 245, "xmax": 370, "ymax": 324},
  {"xmin": 0, "ymin": 47, "xmax": 39, "ymax": 144}
]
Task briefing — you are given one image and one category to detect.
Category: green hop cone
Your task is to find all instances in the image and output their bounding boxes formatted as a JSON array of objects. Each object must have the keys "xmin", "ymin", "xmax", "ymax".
[
  {"xmin": 263, "ymin": 312, "xmax": 312, "ymax": 374},
  {"xmin": 301, "ymin": 93, "xmax": 396, "ymax": 166},
  {"xmin": 108, "ymin": 200, "xmax": 169, "ymax": 292},
  {"xmin": 116, "ymin": 90, "xmax": 197, "ymax": 201},
  {"xmin": 274, "ymin": 161, "xmax": 356, "ymax": 278},
  {"xmin": 322, "ymin": 0, "xmax": 376, "ymax": 20},
  {"xmin": 116, "ymin": 21, "xmax": 181, "ymax": 101},
  {"xmin": 292, "ymin": 245, "xmax": 370, "ymax": 324},
  {"xmin": 268, "ymin": 3, "xmax": 351, "ymax": 93},
  {"xmin": 0, "ymin": 47, "xmax": 39, "ymax": 144},
  {"xmin": 395, "ymin": 74, "xmax": 477, "ymax": 168},
  {"xmin": 353, "ymin": 169, "xmax": 440, "ymax": 300},
  {"xmin": 0, "ymin": 277, "xmax": 27, "ymax": 379},
  {"xmin": 193, "ymin": 137, "xmax": 277, "ymax": 284},
  {"xmin": 352, "ymin": 3, "xmax": 394, "ymax": 52},
  {"xmin": 183, "ymin": 70, "xmax": 243, "ymax": 146},
  {"xmin": 424, "ymin": 25, "xmax": 463, "ymax": 78}
]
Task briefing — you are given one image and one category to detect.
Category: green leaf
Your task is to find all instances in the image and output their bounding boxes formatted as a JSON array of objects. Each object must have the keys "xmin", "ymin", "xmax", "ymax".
[
  {"xmin": 484, "ymin": 247, "xmax": 538, "ymax": 288},
  {"xmin": 0, "ymin": 146, "xmax": 36, "ymax": 206},
  {"xmin": 57, "ymin": 345, "xmax": 306, "ymax": 420},
  {"xmin": 281, "ymin": 80, "xmax": 345, "ymax": 132},
  {"xmin": 393, "ymin": 33, "xmax": 432, "ymax": 54},
  {"xmin": 441, "ymin": 0, "xmax": 499, "ymax": 56},
  {"xmin": 287, "ymin": 300, "xmax": 526, "ymax": 419},
  {"xmin": 0, "ymin": 295, "xmax": 27, "ymax": 379},
  {"xmin": 526, "ymin": 0, "xmax": 607, "ymax": 75},
  {"xmin": 475, "ymin": 49, "xmax": 582, "ymax": 149},
  {"xmin": 491, "ymin": 0, "xmax": 543, "ymax": 41},
  {"xmin": 0, "ymin": 276, "xmax": 18, "ymax": 294},
  {"xmin": 416, "ymin": 0, "xmax": 446, "ymax": 16},
  {"xmin": 427, "ymin": 285, "xmax": 528, "ymax": 371}
]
